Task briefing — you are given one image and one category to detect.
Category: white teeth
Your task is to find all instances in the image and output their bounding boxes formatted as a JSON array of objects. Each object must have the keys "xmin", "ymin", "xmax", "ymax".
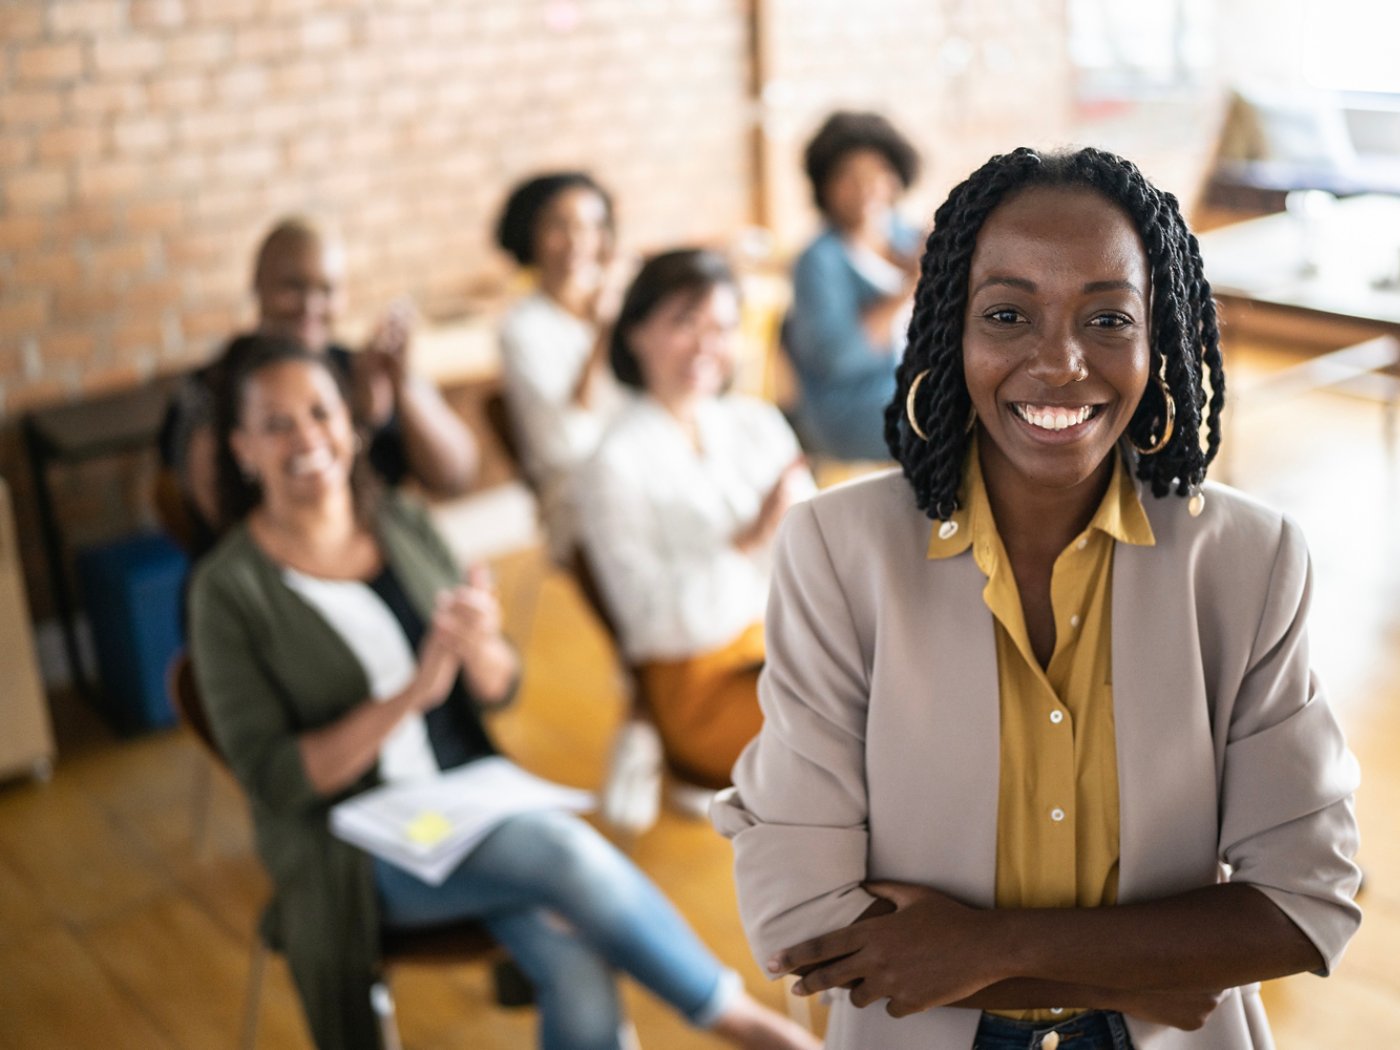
[
  {"xmin": 288, "ymin": 448, "xmax": 334, "ymax": 475},
  {"xmin": 1014, "ymin": 404, "xmax": 1094, "ymax": 431}
]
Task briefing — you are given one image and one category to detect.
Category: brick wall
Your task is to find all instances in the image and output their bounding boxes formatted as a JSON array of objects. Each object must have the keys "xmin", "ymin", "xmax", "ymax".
[{"xmin": 0, "ymin": 0, "xmax": 755, "ymax": 419}]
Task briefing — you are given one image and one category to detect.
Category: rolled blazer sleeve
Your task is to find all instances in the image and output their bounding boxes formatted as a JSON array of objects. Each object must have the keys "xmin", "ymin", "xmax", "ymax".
[
  {"xmin": 713, "ymin": 500, "xmax": 879, "ymax": 967},
  {"xmin": 1218, "ymin": 516, "xmax": 1362, "ymax": 974}
]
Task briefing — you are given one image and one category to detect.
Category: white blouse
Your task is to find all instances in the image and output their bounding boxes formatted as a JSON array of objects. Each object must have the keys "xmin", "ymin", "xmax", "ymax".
[
  {"xmin": 281, "ymin": 569, "xmax": 439, "ymax": 784},
  {"xmin": 575, "ymin": 394, "xmax": 815, "ymax": 663},
  {"xmin": 499, "ymin": 291, "xmax": 628, "ymax": 558}
]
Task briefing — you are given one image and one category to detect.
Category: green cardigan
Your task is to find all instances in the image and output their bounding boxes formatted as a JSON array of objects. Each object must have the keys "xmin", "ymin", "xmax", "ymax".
[{"xmin": 189, "ymin": 495, "xmax": 468, "ymax": 1050}]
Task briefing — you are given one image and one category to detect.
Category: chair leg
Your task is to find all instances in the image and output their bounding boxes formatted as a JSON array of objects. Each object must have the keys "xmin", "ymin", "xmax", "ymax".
[
  {"xmin": 370, "ymin": 980, "xmax": 404, "ymax": 1050},
  {"xmin": 190, "ymin": 752, "xmax": 213, "ymax": 856},
  {"xmin": 239, "ymin": 938, "xmax": 267, "ymax": 1050}
]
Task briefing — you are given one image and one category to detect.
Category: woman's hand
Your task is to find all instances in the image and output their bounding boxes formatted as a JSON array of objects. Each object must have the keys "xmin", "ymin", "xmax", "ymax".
[
  {"xmin": 734, "ymin": 457, "xmax": 809, "ymax": 557},
  {"xmin": 1114, "ymin": 988, "xmax": 1228, "ymax": 1031},
  {"xmin": 774, "ymin": 881, "xmax": 1006, "ymax": 1017},
  {"xmin": 429, "ymin": 566, "xmax": 518, "ymax": 705},
  {"xmin": 405, "ymin": 630, "xmax": 459, "ymax": 714}
]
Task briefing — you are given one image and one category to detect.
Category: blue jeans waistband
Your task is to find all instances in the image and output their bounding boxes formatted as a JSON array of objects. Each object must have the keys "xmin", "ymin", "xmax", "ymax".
[{"xmin": 973, "ymin": 1010, "xmax": 1135, "ymax": 1050}]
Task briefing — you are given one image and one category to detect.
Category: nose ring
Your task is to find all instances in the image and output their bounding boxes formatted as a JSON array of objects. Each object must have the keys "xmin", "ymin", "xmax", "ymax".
[{"xmin": 1072, "ymin": 364, "xmax": 1088, "ymax": 383}]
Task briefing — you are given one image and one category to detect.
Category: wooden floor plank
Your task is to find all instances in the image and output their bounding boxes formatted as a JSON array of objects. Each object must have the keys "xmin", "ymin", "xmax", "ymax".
[
  {"xmin": 82, "ymin": 892, "xmax": 312, "ymax": 1050},
  {"xmin": 0, "ymin": 926, "xmax": 177, "ymax": 1050}
]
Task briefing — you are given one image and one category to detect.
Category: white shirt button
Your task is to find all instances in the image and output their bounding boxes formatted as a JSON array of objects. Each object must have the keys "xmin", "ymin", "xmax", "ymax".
[
  {"xmin": 1076, "ymin": 538, "xmax": 1088, "ymax": 551},
  {"xmin": 1049, "ymin": 709, "xmax": 1064, "ymax": 724},
  {"xmin": 1050, "ymin": 807, "xmax": 1066, "ymax": 822},
  {"xmin": 1069, "ymin": 614, "xmax": 1081, "ymax": 628}
]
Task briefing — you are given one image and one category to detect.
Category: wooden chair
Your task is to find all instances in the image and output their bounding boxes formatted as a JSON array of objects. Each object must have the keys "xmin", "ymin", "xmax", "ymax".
[{"xmin": 165, "ymin": 652, "xmax": 532, "ymax": 1050}]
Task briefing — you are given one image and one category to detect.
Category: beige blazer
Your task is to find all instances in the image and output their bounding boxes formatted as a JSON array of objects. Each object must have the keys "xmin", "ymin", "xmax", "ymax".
[{"xmin": 713, "ymin": 469, "xmax": 1361, "ymax": 1050}]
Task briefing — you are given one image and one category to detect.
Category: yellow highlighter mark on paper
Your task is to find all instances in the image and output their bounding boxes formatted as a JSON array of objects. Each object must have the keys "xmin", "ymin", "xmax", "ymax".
[{"xmin": 406, "ymin": 811, "xmax": 453, "ymax": 847}]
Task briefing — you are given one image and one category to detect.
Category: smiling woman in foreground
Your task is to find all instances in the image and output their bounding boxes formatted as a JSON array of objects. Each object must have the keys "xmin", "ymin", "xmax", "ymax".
[{"xmin": 713, "ymin": 146, "xmax": 1361, "ymax": 1050}]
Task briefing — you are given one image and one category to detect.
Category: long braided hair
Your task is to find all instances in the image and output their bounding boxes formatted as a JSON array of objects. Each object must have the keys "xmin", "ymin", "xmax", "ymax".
[{"xmin": 887, "ymin": 146, "xmax": 1225, "ymax": 523}]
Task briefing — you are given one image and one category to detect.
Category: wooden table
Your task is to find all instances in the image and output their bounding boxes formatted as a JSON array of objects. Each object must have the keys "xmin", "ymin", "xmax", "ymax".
[{"xmin": 1197, "ymin": 193, "xmax": 1400, "ymax": 475}]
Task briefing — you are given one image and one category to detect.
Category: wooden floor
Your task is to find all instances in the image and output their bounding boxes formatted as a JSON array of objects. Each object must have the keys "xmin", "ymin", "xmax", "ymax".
[{"xmin": 1, "ymin": 338, "xmax": 1397, "ymax": 1048}]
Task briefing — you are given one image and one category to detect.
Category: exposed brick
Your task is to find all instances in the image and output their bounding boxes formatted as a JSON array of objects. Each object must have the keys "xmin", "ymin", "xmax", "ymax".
[
  {"xmin": 214, "ymin": 66, "xmax": 268, "ymax": 103},
  {"xmin": 125, "ymin": 198, "xmax": 188, "ymax": 235},
  {"xmin": 273, "ymin": 60, "xmax": 329, "ymax": 94},
  {"xmin": 10, "ymin": 249, "xmax": 84, "ymax": 287},
  {"xmin": 0, "ymin": 294, "xmax": 50, "ymax": 336},
  {"xmin": 111, "ymin": 115, "xmax": 172, "ymax": 155},
  {"xmin": 81, "ymin": 362, "xmax": 150, "ymax": 397},
  {"xmin": 48, "ymin": 1, "xmax": 127, "ymax": 34},
  {"xmin": 162, "ymin": 28, "xmax": 230, "ymax": 68},
  {"xmin": 232, "ymin": 24, "xmax": 294, "ymax": 62},
  {"xmin": 0, "ymin": 132, "xmax": 35, "ymax": 168},
  {"xmin": 125, "ymin": 278, "xmax": 184, "ymax": 311},
  {"xmin": 111, "ymin": 317, "xmax": 166, "ymax": 355},
  {"xmin": 92, "ymin": 35, "xmax": 165, "ymax": 76},
  {"xmin": 147, "ymin": 72, "xmax": 209, "ymax": 108},
  {"xmin": 299, "ymin": 14, "xmax": 351, "ymax": 52},
  {"xmin": 0, "ymin": 90, "xmax": 66, "ymax": 127},
  {"xmin": 37, "ymin": 122, "xmax": 105, "ymax": 162},
  {"xmin": 6, "ymin": 168, "xmax": 71, "ymax": 210},
  {"xmin": 52, "ymin": 284, "xmax": 123, "ymax": 324},
  {"xmin": 186, "ymin": 0, "xmax": 260, "ymax": 24},
  {"xmin": 91, "ymin": 240, "xmax": 152, "ymax": 280},
  {"xmin": 0, "ymin": 7, "xmax": 45, "ymax": 40},
  {"xmin": 69, "ymin": 80, "xmax": 146, "ymax": 117},
  {"xmin": 76, "ymin": 159, "xmax": 143, "ymax": 201},
  {"xmin": 37, "ymin": 329, "xmax": 100, "ymax": 364},
  {"xmin": 174, "ymin": 109, "xmax": 245, "ymax": 147},
  {"xmin": 130, "ymin": 0, "xmax": 185, "ymax": 29},
  {"xmin": 16, "ymin": 43, "xmax": 86, "ymax": 83},
  {"xmin": 0, "ymin": 215, "xmax": 48, "ymax": 252}
]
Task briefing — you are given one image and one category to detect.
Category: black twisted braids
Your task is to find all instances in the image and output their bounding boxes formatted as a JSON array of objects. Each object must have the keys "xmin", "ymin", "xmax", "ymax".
[{"xmin": 885, "ymin": 146, "xmax": 1225, "ymax": 523}]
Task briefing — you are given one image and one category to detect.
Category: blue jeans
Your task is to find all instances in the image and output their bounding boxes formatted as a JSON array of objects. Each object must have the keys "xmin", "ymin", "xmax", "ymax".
[
  {"xmin": 374, "ymin": 809, "xmax": 738, "ymax": 1050},
  {"xmin": 973, "ymin": 1011, "xmax": 1136, "ymax": 1050}
]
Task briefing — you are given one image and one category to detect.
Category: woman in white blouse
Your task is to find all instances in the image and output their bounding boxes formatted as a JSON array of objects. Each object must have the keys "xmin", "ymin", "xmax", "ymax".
[
  {"xmin": 576, "ymin": 250, "xmax": 815, "ymax": 789},
  {"xmin": 496, "ymin": 172, "xmax": 630, "ymax": 560}
]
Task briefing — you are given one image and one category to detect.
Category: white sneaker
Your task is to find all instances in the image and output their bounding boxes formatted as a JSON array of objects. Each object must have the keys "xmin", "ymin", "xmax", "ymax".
[{"xmin": 600, "ymin": 718, "xmax": 662, "ymax": 837}]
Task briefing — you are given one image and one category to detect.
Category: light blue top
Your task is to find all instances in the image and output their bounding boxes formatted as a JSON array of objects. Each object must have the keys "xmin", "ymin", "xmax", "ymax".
[{"xmin": 785, "ymin": 217, "xmax": 922, "ymax": 460}]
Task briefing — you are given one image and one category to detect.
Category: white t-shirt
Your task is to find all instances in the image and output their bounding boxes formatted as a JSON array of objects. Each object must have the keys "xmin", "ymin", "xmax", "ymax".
[
  {"xmin": 281, "ymin": 568, "xmax": 439, "ymax": 783},
  {"xmin": 575, "ymin": 394, "xmax": 815, "ymax": 662},
  {"xmin": 499, "ymin": 291, "xmax": 629, "ymax": 559}
]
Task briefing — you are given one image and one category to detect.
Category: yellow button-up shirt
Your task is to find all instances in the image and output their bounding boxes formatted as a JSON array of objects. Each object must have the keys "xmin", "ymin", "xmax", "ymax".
[{"xmin": 928, "ymin": 444, "xmax": 1155, "ymax": 1020}]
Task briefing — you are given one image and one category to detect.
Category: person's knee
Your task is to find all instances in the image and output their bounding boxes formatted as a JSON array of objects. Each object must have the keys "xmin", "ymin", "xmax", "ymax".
[{"xmin": 514, "ymin": 812, "xmax": 632, "ymax": 904}]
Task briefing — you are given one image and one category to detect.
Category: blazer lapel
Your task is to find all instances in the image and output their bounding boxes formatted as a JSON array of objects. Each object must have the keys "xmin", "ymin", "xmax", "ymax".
[{"xmin": 1112, "ymin": 515, "xmax": 1220, "ymax": 903}]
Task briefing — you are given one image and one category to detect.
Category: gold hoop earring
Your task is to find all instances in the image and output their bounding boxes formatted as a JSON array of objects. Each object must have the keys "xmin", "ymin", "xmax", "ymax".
[
  {"xmin": 905, "ymin": 369, "xmax": 931, "ymax": 442},
  {"xmin": 1130, "ymin": 369, "xmax": 1176, "ymax": 456},
  {"xmin": 964, "ymin": 405, "xmax": 978, "ymax": 434}
]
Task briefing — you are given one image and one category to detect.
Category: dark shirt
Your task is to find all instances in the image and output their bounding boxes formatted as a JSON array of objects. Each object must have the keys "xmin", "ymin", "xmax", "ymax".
[{"xmin": 365, "ymin": 564, "xmax": 496, "ymax": 771}]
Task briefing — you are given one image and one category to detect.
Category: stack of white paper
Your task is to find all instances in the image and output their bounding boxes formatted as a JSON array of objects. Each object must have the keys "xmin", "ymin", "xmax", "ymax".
[{"xmin": 330, "ymin": 756, "xmax": 595, "ymax": 885}]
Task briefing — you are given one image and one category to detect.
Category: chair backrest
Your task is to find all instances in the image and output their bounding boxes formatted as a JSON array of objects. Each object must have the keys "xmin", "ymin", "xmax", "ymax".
[
  {"xmin": 167, "ymin": 651, "xmax": 224, "ymax": 765},
  {"xmin": 481, "ymin": 389, "xmax": 536, "ymax": 494}
]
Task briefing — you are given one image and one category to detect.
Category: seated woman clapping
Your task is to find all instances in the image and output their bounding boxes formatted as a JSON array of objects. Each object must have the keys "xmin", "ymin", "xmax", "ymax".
[
  {"xmin": 496, "ymin": 172, "xmax": 631, "ymax": 561},
  {"xmin": 575, "ymin": 250, "xmax": 815, "ymax": 789},
  {"xmin": 188, "ymin": 333, "xmax": 818, "ymax": 1050}
]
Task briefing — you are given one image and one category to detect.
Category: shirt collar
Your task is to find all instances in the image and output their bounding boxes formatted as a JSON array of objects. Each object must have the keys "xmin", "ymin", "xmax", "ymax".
[{"xmin": 926, "ymin": 440, "xmax": 1154, "ymax": 561}]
